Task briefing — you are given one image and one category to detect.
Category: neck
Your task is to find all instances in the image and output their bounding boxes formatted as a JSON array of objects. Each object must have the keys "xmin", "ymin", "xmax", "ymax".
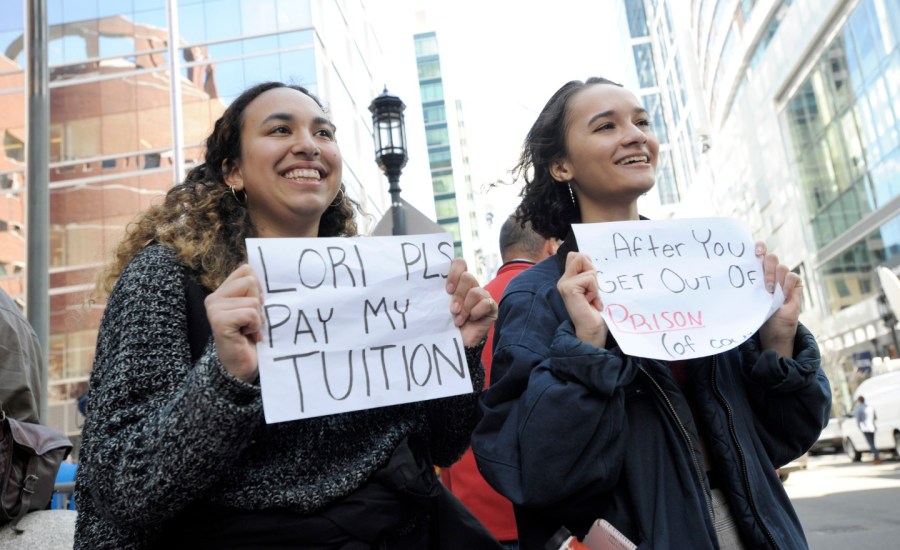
[
  {"xmin": 579, "ymin": 200, "xmax": 640, "ymax": 223},
  {"xmin": 255, "ymin": 221, "xmax": 320, "ymax": 239}
]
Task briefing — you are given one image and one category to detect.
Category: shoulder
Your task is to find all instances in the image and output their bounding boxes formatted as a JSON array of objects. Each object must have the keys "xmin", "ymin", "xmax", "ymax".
[
  {"xmin": 105, "ymin": 244, "xmax": 187, "ymax": 315},
  {"xmin": 0, "ymin": 290, "xmax": 31, "ymax": 335},
  {"xmin": 503, "ymin": 256, "xmax": 560, "ymax": 297},
  {"xmin": 115, "ymin": 245, "xmax": 184, "ymax": 289}
]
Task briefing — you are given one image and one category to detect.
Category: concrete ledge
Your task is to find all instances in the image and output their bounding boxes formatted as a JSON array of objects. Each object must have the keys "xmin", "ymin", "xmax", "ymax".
[{"xmin": 0, "ymin": 510, "xmax": 76, "ymax": 549}]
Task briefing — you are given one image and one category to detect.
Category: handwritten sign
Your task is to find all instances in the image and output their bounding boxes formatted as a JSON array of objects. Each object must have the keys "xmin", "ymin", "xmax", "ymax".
[
  {"xmin": 571, "ymin": 218, "xmax": 784, "ymax": 360},
  {"xmin": 246, "ymin": 234, "xmax": 474, "ymax": 423}
]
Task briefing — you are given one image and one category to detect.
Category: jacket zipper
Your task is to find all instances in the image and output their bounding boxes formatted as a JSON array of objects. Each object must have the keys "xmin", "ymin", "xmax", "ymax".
[
  {"xmin": 638, "ymin": 366, "xmax": 714, "ymax": 521},
  {"xmin": 710, "ymin": 357, "xmax": 780, "ymax": 549}
]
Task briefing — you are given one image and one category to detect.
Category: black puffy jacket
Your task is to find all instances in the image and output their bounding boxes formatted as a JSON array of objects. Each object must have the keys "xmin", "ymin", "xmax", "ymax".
[{"xmin": 472, "ymin": 241, "xmax": 831, "ymax": 550}]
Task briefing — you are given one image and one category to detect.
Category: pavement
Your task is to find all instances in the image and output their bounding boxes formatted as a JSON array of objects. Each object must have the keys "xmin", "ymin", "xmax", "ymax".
[
  {"xmin": 0, "ymin": 509, "xmax": 76, "ymax": 549},
  {"xmin": 783, "ymin": 453, "xmax": 900, "ymax": 549}
]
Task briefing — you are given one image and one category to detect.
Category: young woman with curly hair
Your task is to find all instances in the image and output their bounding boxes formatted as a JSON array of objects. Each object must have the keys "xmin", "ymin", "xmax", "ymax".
[
  {"xmin": 472, "ymin": 78, "xmax": 831, "ymax": 549},
  {"xmin": 75, "ymin": 82, "xmax": 500, "ymax": 549}
]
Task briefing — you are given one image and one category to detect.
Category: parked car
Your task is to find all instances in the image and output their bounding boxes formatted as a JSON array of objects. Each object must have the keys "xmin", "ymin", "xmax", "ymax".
[
  {"xmin": 809, "ymin": 417, "xmax": 843, "ymax": 455},
  {"xmin": 841, "ymin": 370, "xmax": 900, "ymax": 461},
  {"xmin": 777, "ymin": 453, "xmax": 809, "ymax": 482}
]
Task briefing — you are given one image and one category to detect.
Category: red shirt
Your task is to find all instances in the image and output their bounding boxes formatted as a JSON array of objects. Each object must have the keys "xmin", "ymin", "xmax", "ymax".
[{"xmin": 442, "ymin": 260, "xmax": 535, "ymax": 542}]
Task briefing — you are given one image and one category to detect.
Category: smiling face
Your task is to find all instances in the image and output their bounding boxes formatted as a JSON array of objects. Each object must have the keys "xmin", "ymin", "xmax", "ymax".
[
  {"xmin": 224, "ymin": 87, "xmax": 342, "ymax": 238},
  {"xmin": 550, "ymin": 83, "xmax": 659, "ymax": 222}
]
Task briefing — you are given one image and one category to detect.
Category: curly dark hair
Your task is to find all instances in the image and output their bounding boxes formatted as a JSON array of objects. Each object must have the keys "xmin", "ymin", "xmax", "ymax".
[
  {"xmin": 513, "ymin": 77, "xmax": 622, "ymax": 239},
  {"xmin": 98, "ymin": 81, "xmax": 363, "ymax": 293}
]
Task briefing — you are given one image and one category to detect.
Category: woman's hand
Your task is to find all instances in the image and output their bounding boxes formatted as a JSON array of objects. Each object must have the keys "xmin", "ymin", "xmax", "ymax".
[
  {"xmin": 205, "ymin": 264, "xmax": 264, "ymax": 383},
  {"xmin": 446, "ymin": 259, "xmax": 497, "ymax": 347},
  {"xmin": 756, "ymin": 242, "xmax": 802, "ymax": 358},
  {"xmin": 558, "ymin": 252, "xmax": 607, "ymax": 348}
]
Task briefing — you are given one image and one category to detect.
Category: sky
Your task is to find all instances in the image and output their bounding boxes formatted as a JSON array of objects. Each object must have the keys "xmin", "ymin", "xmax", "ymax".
[{"xmin": 376, "ymin": 0, "xmax": 636, "ymax": 243}]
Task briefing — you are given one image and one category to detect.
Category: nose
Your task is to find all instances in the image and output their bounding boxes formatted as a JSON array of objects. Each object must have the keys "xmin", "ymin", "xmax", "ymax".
[
  {"xmin": 290, "ymin": 130, "xmax": 320, "ymax": 157},
  {"xmin": 622, "ymin": 122, "xmax": 648, "ymax": 146}
]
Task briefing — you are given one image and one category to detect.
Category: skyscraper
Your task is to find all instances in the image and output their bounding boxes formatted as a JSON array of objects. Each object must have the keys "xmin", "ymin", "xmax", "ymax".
[{"xmin": 413, "ymin": 24, "xmax": 484, "ymax": 279}]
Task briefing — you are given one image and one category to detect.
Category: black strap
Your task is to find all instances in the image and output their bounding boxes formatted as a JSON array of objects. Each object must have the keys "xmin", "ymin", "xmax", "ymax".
[
  {"xmin": 9, "ymin": 455, "xmax": 39, "ymax": 533},
  {"xmin": 184, "ymin": 275, "xmax": 212, "ymax": 364}
]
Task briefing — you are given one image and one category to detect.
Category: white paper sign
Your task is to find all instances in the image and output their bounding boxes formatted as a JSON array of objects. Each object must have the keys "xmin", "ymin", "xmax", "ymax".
[
  {"xmin": 246, "ymin": 234, "xmax": 474, "ymax": 423},
  {"xmin": 571, "ymin": 218, "xmax": 784, "ymax": 360}
]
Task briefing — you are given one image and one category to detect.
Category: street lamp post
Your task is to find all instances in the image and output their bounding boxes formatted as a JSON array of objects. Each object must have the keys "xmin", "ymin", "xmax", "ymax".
[
  {"xmin": 369, "ymin": 88, "xmax": 408, "ymax": 236},
  {"xmin": 876, "ymin": 287, "xmax": 899, "ymax": 357}
]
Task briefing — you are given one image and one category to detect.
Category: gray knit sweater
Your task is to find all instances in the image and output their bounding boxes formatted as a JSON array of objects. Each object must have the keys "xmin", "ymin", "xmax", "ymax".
[{"xmin": 74, "ymin": 244, "xmax": 484, "ymax": 549}]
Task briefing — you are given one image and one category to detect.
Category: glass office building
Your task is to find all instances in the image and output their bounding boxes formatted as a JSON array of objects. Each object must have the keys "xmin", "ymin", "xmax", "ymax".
[
  {"xmin": 622, "ymin": 0, "xmax": 692, "ymax": 209},
  {"xmin": 0, "ymin": 0, "xmax": 401, "ymax": 450},
  {"xmin": 682, "ymin": 0, "xmax": 900, "ymax": 404},
  {"xmin": 783, "ymin": 0, "xmax": 900, "ymax": 317},
  {"xmin": 413, "ymin": 29, "xmax": 482, "ymax": 277}
]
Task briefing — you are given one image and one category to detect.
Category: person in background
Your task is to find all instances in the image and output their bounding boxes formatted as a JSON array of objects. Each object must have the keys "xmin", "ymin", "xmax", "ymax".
[
  {"xmin": 442, "ymin": 214, "xmax": 557, "ymax": 550},
  {"xmin": 0, "ymin": 287, "xmax": 42, "ymax": 423},
  {"xmin": 854, "ymin": 395, "xmax": 880, "ymax": 464},
  {"xmin": 472, "ymin": 77, "xmax": 831, "ymax": 549},
  {"xmin": 75, "ymin": 81, "xmax": 499, "ymax": 549}
]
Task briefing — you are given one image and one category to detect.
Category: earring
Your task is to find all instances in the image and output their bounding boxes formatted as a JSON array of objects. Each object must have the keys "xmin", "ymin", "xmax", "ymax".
[
  {"xmin": 230, "ymin": 185, "xmax": 247, "ymax": 205},
  {"xmin": 567, "ymin": 182, "xmax": 576, "ymax": 206}
]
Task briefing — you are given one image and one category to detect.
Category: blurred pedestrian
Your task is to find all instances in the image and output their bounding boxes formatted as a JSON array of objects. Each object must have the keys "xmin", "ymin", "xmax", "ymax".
[
  {"xmin": 442, "ymin": 215, "xmax": 557, "ymax": 550},
  {"xmin": 854, "ymin": 395, "xmax": 880, "ymax": 464},
  {"xmin": 472, "ymin": 77, "xmax": 831, "ymax": 549}
]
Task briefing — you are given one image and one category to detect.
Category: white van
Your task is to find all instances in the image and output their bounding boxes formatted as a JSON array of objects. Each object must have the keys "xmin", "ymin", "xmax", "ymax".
[{"xmin": 841, "ymin": 370, "xmax": 900, "ymax": 461}]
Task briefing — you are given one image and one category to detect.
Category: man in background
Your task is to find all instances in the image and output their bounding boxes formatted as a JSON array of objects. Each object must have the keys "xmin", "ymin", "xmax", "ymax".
[
  {"xmin": 854, "ymin": 395, "xmax": 880, "ymax": 464},
  {"xmin": 0, "ymin": 287, "xmax": 42, "ymax": 423},
  {"xmin": 442, "ymin": 215, "xmax": 557, "ymax": 550}
]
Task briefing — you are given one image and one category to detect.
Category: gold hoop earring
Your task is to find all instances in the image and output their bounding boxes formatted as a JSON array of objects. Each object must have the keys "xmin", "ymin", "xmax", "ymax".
[
  {"xmin": 330, "ymin": 187, "xmax": 345, "ymax": 207},
  {"xmin": 230, "ymin": 185, "xmax": 247, "ymax": 205}
]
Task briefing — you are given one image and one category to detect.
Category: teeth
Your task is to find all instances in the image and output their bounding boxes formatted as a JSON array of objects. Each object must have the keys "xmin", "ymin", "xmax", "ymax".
[
  {"xmin": 283, "ymin": 168, "xmax": 321, "ymax": 179},
  {"xmin": 618, "ymin": 156, "xmax": 648, "ymax": 165}
]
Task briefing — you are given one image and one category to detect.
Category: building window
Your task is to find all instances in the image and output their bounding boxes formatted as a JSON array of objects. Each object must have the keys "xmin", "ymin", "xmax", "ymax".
[
  {"xmin": 633, "ymin": 43, "xmax": 656, "ymax": 89},
  {"xmin": 426, "ymin": 126, "xmax": 449, "ymax": 148},
  {"xmin": 818, "ymin": 214, "xmax": 900, "ymax": 314},
  {"xmin": 623, "ymin": 0, "xmax": 648, "ymax": 37},
  {"xmin": 143, "ymin": 153, "xmax": 161, "ymax": 169},
  {"xmin": 784, "ymin": 0, "xmax": 900, "ymax": 250},
  {"xmin": 419, "ymin": 82, "xmax": 444, "ymax": 103},
  {"xmin": 435, "ymin": 197, "xmax": 458, "ymax": 219},
  {"xmin": 3, "ymin": 131, "xmax": 24, "ymax": 162},
  {"xmin": 414, "ymin": 33, "xmax": 439, "ymax": 57},
  {"xmin": 432, "ymin": 173, "xmax": 454, "ymax": 194},
  {"xmin": 423, "ymin": 104, "xmax": 446, "ymax": 124},
  {"xmin": 417, "ymin": 59, "xmax": 441, "ymax": 80},
  {"xmin": 428, "ymin": 148, "xmax": 451, "ymax": 169}
]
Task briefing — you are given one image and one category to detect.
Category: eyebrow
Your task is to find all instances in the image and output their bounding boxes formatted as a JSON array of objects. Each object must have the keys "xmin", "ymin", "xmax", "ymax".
[
  {"xmin": 259, "ymin": 113, "xmax": 336, "ymax": 130},
  {"xmin": 587, "ymin": 107, "xmax": 649, "ymax": 127}
]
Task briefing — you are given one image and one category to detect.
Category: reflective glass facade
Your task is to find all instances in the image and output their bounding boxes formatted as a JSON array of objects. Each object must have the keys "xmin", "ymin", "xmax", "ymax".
[
  {"xmin": 1, "ymin": 0, "xmax": 388, "ymax": 447},
  {"xmin": 414, "ymin": 31, "xmax": 471, "ymax": 257},
  {"xmin": 785, "ymin": 0, "xmax": 900, "ymax": 314},
  {"xmin": 622, "ymin": 0, "xmax": 680, "ymax": 206}
]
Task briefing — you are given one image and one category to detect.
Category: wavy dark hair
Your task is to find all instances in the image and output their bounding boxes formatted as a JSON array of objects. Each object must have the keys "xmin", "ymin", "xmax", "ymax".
[
  {"xmin": 98, "ymin": 81, "xmax": 362, "ymax": 293},
  {"xmin": 513, "ymin": 77, "xmax": 622, "ymax": 239}
]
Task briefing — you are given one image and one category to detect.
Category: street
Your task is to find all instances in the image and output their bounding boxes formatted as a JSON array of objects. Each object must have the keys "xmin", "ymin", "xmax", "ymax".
[{"xmin": 785, "ymin": 453, "xmax": 900, "ymax": 549}]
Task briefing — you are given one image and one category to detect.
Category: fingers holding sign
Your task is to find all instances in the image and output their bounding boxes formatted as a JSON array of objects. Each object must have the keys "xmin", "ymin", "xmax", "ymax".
[
  {"xmin": 446, "ymin": 258, "xmax": 498, "ymax": 347},
  {"xmin": 558, "ymin": 252, "xmax": 608, "ymax": 348},
  {"xmin": 205, "ymin": 264, "xmax": 264, "ymax": 383},
  {"xmin": 755, "ymin": 241, "xmax": 801, "ymax": 358}
]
